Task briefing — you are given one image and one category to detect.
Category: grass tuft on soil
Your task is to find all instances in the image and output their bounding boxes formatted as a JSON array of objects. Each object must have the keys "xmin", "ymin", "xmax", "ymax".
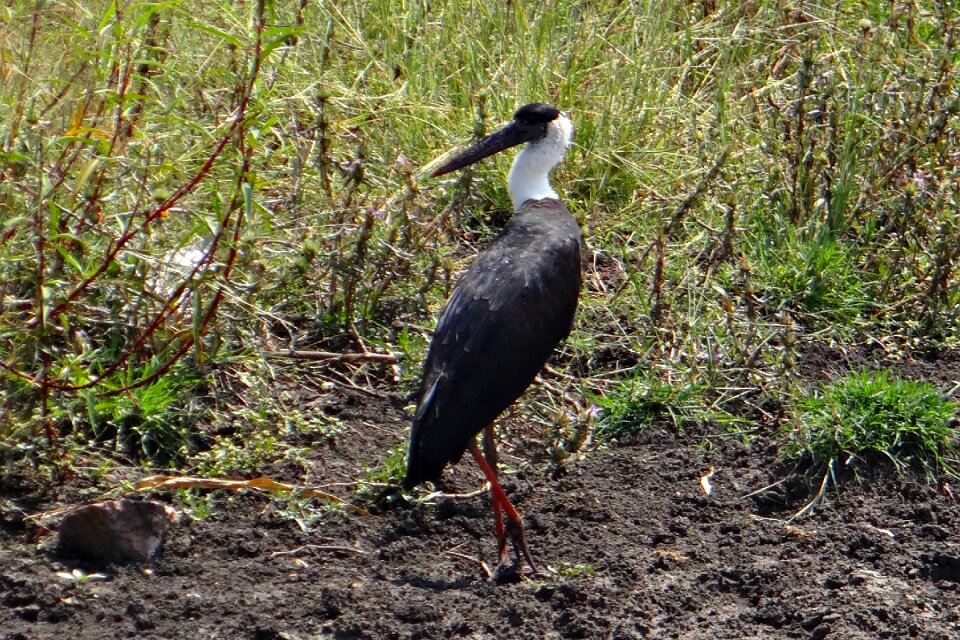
[{"xmin": 782, "ymin": 369, "xmax": 960, "ymax": 512}]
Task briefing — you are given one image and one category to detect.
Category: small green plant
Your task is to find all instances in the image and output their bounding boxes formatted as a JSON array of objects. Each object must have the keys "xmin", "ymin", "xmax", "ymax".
[
  {"xmin": 192, "ymin": 405, "xmax": 340, "ymax": 476},
  {"xmin": 56, "ymin": 568, "xmax": 109, "ymax": 584},
  {"xmin": 193, "ymin": 429, "xmax": 280, "ymax": 477},
  {"xmin": 782, "ymin": 369, "xmax": 959, "ymax": 513},
  {"xmin": 177, "ymin": 488, "xmax": 215, "ymax": 521},
  {"xmin": 355, "ymin": 444, "xmax": 409, "ymax": 507},
  {"xmin": 275, "ymin": 492, "xmax": 345, "ymax": 532},
  {"xmin": 593, "ymin": 374, "xmax": 705, "ymax": 440},
  {"xmin": 82, "ymin": 370, "xmax": 203, "ymax": 464},
  {"xmin": 755, "ymin": 233, "xmax": 874, "ymax": 326},
  {"xmin": 552, "ymin": 562, "xmax": 597, "ymax": 577}
]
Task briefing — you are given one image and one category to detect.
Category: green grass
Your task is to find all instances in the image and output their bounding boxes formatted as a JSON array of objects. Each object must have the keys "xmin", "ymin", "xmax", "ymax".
[
  {"xmin": 593, "ymin": 372, "xmax": 708, "ymax": 440},
  {"xmin": 754, "ymin": 233, "xmax": 875, "ymax": 326},
  {"xmin": 782, "ymin": 369, "xmax": 959, "ymax": 514},
  {"xmin": 355, "ymin": 443, "xmax": 409, "ymax": 508},
  {"xmin": 0, "ymin": 1, "xmax": 958, "ymax": 501}
]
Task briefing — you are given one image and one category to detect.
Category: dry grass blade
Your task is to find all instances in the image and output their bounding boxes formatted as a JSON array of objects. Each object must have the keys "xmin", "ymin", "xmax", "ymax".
[
  {"xmin": 134, "ymin": 475, "xmax": 369, "ymax": 516},
  {"xmin": 263, "ymin": 350, "xmax": 400, "ymax": 364}
]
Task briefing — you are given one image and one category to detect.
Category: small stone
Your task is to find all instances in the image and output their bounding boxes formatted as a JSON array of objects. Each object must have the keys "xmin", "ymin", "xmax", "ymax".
[
  {"xmin": 14, "ymin": 604, "xmax": 40, "ymax": 622},
  {"xmin": 58, "ymin": 499, "xmax": 179, "ymax": 564}
]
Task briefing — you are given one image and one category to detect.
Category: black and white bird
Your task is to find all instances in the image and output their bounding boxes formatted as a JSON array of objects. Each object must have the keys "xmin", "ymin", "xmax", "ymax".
[{"xmin": 403, "ymin": 103, "xmax": 582, "ymax": 576}]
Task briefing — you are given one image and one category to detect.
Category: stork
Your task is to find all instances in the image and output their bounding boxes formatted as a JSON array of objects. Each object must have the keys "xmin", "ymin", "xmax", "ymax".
[{"xmin": 403, "ymin": 103, "xmax": 582, "ymax": 578}]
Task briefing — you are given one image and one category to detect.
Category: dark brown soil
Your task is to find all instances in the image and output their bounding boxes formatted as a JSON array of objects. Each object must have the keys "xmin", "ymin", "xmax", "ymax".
[{"xmin": 3, "ymin": 344, "xmax": 960, "ymax": 639}]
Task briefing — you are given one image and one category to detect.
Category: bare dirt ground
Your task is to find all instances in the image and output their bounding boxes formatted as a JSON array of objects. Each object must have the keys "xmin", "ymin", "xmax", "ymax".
[{"xmin": 2, "ymin": 344, "xmax": 960, "ymax": 639}]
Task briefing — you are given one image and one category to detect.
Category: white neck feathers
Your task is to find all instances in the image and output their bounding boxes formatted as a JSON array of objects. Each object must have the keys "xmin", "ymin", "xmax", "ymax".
[{"xmin": 507, "ymin": 114, "xmax": 574, "ymax": 211}]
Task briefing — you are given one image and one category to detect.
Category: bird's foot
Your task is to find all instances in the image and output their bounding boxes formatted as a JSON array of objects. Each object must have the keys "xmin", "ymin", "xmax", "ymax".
[
  {"xmin": 491, "ymin": 559, "xmax": 524, "ymax": 584},
  {"xmin": 492, "ymin": 516, "xmax": 538, "ymax": 583}
]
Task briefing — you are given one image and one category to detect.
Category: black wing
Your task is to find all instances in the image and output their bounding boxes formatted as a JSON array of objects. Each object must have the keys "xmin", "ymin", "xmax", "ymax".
[{"xmin": 404, "ymin": 199, "xmax": 582, "ymax": 487}]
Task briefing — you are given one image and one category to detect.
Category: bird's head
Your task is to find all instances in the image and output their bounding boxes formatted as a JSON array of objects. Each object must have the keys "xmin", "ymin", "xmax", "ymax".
[{"xmin": 430, "ymin": 103, "xmax": 573, "ymax": 178}]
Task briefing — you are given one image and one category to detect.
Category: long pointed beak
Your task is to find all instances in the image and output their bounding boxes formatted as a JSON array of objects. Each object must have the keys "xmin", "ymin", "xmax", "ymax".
[{"xmin": 430, "ymin": 121, "xmax": 538, "ymax": 178}]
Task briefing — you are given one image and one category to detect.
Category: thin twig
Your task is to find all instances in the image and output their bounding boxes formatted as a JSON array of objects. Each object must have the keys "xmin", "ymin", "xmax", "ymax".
[
  {"xmin": 264, "ymin": 349, "xmax": 400, "ymax": 364},
  {"xmin": 423, "ymin": 487, "xmax": 490, "ymax": 500},
  {"xmin": 662, "ymin": 144, "xmax": 732, "ymax": 240},
  {"xmin": 270, "ymin": 544, "xmax": 369, "ymax": 557},
  {"xmin": 442, "ymin": 548, "xmax": 492, "ymax": 579}
]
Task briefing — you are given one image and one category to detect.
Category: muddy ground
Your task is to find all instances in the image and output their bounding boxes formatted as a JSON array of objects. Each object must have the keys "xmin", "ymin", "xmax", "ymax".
[{"xmin": 2, "ymin": 344, "xmax": 960, "ymax": 639}]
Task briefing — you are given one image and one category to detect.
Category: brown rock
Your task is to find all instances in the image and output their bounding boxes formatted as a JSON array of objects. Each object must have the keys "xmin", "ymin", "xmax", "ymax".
[{"xmin": 58, "ymin": 499, "xmax": 179, "ymax": 563}]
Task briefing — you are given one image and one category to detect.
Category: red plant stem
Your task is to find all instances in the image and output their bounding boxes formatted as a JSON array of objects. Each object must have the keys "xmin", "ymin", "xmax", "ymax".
[{"xmin": 6, "ymin": 0, "xmax": 267, "ymax": 400}]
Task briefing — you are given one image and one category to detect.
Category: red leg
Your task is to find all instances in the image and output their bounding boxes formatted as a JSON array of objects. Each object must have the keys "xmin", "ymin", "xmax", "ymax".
[
  {"xmin": 481, "ymin": 425, "xmax": 507, "ymax": 561},
  {"xmin": 469, "ymin": 435, "xmax": 537, "ymax": 576}
]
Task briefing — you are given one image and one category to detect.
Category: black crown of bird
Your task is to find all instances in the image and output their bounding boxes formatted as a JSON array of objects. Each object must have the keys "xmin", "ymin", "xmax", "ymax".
[{"xmin": 404, "ymin": 103, "xmax": 583, "ymax": 579}]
